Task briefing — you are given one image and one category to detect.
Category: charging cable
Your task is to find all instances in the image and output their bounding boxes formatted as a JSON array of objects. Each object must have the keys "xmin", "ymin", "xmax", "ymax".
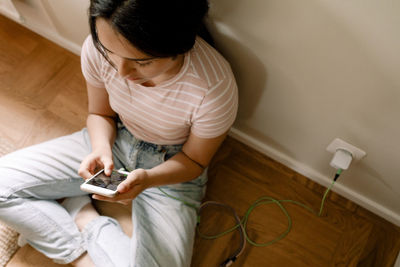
[
  {"xmin": 158, "ymin": 148, "xmax": 353, "ymax": 266},
  {"xmin": 157, "ymin": 167, "xmax": 344, "ymax": 266}
]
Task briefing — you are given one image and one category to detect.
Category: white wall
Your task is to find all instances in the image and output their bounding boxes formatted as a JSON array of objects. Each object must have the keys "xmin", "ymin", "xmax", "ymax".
[
  {"xmin": 1, "ymin": 0, "xmax": 399, "ymax": 225},
  {"xmin": 206, "ymin": 0, "xmax": 400, "ymax": 225},
  {"xmin": 42, "ymin": 0, "xmax": 90, "ymax": 48},
  {"xmin": 0, "ymin": 0, "xmax": 21, "ymax": 21},
  {"xmin": 2, "ymin": 0, "xmax": 89, "ymax": 54}
]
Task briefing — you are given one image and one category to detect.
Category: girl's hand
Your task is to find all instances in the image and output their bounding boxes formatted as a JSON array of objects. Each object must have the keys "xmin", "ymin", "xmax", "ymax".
[
  {"xmin": 92, "ymin": 168, "xmax": 150, "ymax": 205},
  {"xmin": 78, "ymin": 146, "xmax": 114, "ymax": 179}
]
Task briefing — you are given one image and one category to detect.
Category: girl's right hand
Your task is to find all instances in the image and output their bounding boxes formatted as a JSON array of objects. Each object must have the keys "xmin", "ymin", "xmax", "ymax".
[{"xmin": 78, "ymin": 146, "xmax": 114, "ymax": 180}]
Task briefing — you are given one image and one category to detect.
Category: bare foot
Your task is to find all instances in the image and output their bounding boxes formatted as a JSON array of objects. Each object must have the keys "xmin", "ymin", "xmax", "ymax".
[
  {"xmin": 71, "ymin": 252, "xmax": 95, "ymax": 267},
  {"xmin": 69, "ymin": 202, "xmax": 99, "ymax": 267},
  {"xmin": 74, "ymin": 203, "xmax": 100, "ymax": 231}
]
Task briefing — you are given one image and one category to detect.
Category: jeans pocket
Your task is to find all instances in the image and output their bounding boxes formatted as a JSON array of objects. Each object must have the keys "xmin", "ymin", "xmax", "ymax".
[{"xmin": 136, "ymin": 147, "xmax": 166, "ymax": 169}]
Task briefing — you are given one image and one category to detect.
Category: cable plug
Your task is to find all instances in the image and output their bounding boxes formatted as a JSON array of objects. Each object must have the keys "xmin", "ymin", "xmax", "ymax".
[{"xmin": 334, "ymin": 168, "xmax": 342, "ymax": 181}]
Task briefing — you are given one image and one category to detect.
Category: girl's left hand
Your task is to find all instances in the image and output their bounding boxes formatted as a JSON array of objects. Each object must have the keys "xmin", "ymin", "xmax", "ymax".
[{"xmin": 92, "ymin": 168, "xmax": 150, "ymax": 205}]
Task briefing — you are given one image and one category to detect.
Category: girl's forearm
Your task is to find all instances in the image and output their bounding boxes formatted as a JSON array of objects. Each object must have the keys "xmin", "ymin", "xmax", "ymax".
[
  {"xmin": 86, "ymin": 113, "xmax": 117, "ymax": 151},
  {"xmin": 145, "ymin": 152, "xmax": 204, "ymax": 188}
]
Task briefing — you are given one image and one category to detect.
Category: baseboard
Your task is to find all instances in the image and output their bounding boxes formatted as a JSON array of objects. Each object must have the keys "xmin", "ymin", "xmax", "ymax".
[
  {"xmin": 0, "ymin": 6, "xmax": 22, "ymax": 23},
  {"xmin": 229, "ymin": 127, "xmax": 400, "ymax": 227},
  {"xmin": 395, "ymin": 251, "xmax": 400, "ymax": 267},
  {"xmin": 15, "ymin": 21, "xmax": 82, "ymax": 56}
]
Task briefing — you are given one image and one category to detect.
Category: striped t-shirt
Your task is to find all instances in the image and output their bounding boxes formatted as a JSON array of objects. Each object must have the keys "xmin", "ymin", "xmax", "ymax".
[{"xmin": 81, "ymin": 35, "xmax": 238, "ymax": 145}]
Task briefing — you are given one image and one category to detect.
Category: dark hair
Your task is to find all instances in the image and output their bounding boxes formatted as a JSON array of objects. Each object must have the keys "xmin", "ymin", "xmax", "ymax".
[{"xmin": 89, "ymin": 0, "xmax": 210, "ymax": 59}]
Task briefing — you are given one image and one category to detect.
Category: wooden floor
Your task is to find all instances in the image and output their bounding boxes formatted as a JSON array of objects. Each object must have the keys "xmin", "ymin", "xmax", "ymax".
[{"xmin": 1, "ymin": 14, "xmax": 400, "ymax": 267}]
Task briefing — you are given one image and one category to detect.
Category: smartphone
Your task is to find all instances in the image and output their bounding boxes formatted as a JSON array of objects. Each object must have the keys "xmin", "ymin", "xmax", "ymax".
[{"xmin": 80, "ymin": 169, "xmax": 129, "ymax": 197}]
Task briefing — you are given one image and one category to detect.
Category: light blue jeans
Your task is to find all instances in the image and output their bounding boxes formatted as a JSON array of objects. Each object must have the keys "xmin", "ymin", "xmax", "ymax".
[{"xmin": 0, "ymin": 123, "xmax": 207, "ymax": 266}]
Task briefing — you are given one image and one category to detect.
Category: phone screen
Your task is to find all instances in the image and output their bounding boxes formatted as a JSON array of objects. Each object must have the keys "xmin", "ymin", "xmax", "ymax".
[{"xmin": 87, "ymin": 170, "xmax": 127, "ymax": 191}]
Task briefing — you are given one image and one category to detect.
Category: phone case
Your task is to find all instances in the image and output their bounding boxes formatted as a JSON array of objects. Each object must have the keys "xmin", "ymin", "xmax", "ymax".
[{"xmin": 80, "ymin": 169, "xmax": 126, "ymax": 197}]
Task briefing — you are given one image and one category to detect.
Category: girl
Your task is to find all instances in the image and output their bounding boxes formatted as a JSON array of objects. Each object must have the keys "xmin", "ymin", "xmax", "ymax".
[{"xmin": 0, "ymin": 0, "xmax": 238, "ymax": 266}]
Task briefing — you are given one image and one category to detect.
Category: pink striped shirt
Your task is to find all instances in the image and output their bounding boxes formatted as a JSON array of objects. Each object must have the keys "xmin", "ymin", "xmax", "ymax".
[{"xmin": 81, "ymin": 35, "xmax": 238, "ymax": 145}]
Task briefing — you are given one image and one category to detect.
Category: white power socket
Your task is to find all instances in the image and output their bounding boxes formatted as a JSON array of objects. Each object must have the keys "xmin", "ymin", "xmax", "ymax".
[{"xmin": 326, "ymin": 138, "xmax": 367, "ymax": 161}]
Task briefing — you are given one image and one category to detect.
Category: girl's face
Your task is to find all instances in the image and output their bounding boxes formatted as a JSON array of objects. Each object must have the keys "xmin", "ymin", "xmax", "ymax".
[{"xmin": 96, "ymin": 18, "xmax": 184, "ymax": 87}]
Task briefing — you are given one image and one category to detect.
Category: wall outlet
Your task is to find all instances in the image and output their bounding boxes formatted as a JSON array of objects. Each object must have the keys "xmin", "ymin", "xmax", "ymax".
[{"xmin": 326, "ymin": 138, "xmax": 366, "ymax": 161}]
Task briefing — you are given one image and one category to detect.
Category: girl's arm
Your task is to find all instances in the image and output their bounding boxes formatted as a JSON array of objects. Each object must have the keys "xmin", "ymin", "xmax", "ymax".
[
  {"xmin": 78, "ymin": 82, "xmax": 117, "ymax": 179},
  {"xmin": 93, "ymin": 130, "xmax": 228, "ymax": 203},
  {"xmin": 145, "ymin": 131, "xmax": 228, "ymax": 187}
]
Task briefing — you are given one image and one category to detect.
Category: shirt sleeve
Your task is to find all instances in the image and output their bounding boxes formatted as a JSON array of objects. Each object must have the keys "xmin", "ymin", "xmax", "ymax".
[
  {"xmin": 191, "ymin": 76, "xmax": 239, "ymax": 138},
  {"xmin": 80, "ymin": 35, "xmax": 105, "ymax": 88}
]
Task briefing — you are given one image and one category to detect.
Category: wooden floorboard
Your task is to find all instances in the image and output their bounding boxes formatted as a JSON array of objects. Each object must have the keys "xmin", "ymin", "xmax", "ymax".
[{"xmin": 0, "ymin": 14, "xmax": 399, "ymax": 267}]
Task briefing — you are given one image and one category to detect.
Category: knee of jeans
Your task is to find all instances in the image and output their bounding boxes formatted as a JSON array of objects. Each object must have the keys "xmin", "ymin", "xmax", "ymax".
[
  {"xmin": 0, "ymin": 181, "xmax": 40, "ymax": 206},
  {"xmin": 0, "ymin": 179, "xmax": 27, "ymax": 202},
  {"xmin": 0, "ymin": 196, "xmax": 23, "ymax": 219},
  {"xmin": 0, "ymin": 194, "xmax": 20, "ymax": 209},
  {"xmin": 0, "ymin": 165, "xmax": 23, "ymax": 201},
  {"xmin": 0, "ymin": 185, "xmax": 14, "ymax": 204}
]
